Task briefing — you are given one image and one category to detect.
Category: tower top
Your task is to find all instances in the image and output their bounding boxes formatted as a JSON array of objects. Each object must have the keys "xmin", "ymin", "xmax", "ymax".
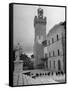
[
  {"xmin": 38, "ymin": 8, "xmax": 43, "ymax": 18},
  {"xmin": 34, "ymin": 8, "xmax": 47, "ymax": 26}
]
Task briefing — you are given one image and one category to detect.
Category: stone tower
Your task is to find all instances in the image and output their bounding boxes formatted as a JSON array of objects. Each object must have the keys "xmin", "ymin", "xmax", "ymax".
[{"xmin": 34, "ymin": 8, "xmax": 47, "ymax": 68}]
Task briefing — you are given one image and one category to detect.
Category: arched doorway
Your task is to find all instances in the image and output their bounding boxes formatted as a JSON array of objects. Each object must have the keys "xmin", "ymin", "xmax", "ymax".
[{"xmin": 58, "ymin": 60, "xmax": 61, "ymax": 71}]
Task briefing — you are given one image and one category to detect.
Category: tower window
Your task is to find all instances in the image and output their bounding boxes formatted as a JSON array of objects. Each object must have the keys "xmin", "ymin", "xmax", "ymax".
[
  {"xmin": 57, "ymin": 34, "xmax": 59, "ymax": 40},
  {"xmin": 58, "ymin": 49, "xmax": 60, "ymax": 56},
  {"xmin": 52, "ymin": 38, "xmax": 54, "ymax": 43}
]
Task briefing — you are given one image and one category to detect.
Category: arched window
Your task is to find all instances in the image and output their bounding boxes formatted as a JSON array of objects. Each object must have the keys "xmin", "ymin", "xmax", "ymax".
[
  {"xmin": 53, "ymin": 61, "xmax": 55, "ymax": 69},
  {"xmin": 58, "ymin": 60, "xmax": 61, "ymax": 70},
  {"xmin": 50, "ymin": 61, "xmax": 51, "ymax": 68},
  {"xmin": 57, "ymin": 34, "xmax": 59, "ymax": 40},
  {"xmin": 58, "ymin": 49, "xmax": 60, "ymax": 56},
  {"xmin": 53, "ymin": 51, "xmax": 55, "ymax": 56}
]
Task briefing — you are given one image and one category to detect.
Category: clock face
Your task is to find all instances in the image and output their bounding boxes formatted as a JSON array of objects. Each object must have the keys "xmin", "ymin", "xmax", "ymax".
[{"xmin": 36, "ymin": 36, "xmax": 43, "ymax": 44}]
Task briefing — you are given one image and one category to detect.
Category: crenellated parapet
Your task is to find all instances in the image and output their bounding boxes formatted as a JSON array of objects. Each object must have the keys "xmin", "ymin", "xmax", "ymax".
[
  {"xmin": 34, "ymin": 16, "xmax": 46, "ymax": 26},
  {"xmin": 34, "ymin": 8, "xmax": 47, "ymax": 26}
]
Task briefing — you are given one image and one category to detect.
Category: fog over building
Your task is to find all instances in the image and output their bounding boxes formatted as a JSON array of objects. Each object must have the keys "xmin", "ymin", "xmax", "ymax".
[{"xmin": 13, "ymin": 5, "xmax": 65, "ymax": 55}]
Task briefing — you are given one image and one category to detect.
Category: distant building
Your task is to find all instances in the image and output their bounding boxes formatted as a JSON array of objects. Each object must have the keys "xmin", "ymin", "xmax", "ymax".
[
  {"xmin": 34, "ymin": 8, "xmax": 47, "ymax": 68},
  {"xmin": 43, "ymin": 22, "xmax": 66, "ymax": 72}
]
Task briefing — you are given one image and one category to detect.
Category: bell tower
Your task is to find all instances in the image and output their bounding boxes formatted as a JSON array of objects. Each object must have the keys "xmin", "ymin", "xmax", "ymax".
[{"xmin": 34, "ymin": 8, "xmax": 47, "ymax": 68}]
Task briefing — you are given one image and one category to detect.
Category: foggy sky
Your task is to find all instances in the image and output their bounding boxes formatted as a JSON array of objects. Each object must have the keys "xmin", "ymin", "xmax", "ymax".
[{"xmin": 13, "ymin": 4, "xmax": 65, "ymax": 55}]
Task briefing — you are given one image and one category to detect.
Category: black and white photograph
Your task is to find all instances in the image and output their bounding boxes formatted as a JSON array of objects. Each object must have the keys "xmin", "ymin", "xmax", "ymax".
[{"xmin": 9, "ymin": 3, "xmax": 66, "ymax": 87}]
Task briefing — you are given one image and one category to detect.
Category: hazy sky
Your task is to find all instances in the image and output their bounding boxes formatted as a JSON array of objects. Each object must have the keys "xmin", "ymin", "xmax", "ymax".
[{"xmin": 13, "ymin": 4, "xmax": 65, "ymax": 55}]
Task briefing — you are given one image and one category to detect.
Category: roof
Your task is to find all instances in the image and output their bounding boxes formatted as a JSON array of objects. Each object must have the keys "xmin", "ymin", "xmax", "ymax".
[{"xmin": 47, "ymin": 21, "xmax": 65, "ymax": 37}]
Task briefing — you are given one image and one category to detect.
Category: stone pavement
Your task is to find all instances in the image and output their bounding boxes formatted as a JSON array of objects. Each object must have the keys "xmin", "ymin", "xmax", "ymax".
[
  {"xmin": 22, "ymin": 71, "xmax": 65, "ymax": 85},
  {"xmin": 22, "ymin": 74, "xmax": 58, "ymax": 85},
  {"xmin": 13, "ymin": 70, "xmax": 65, "ymax": 86}
]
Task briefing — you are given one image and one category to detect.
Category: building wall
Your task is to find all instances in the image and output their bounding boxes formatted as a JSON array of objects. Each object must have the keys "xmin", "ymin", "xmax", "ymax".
[{"xmin": 46, "ymin": 22, "xmax": 65, "ymax": 72}]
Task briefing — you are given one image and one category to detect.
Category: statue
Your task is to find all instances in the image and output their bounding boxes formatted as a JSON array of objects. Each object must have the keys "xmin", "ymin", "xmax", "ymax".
[{"xmin": 15, "ymin": 43, "xmax": 20, "ymax": 61}]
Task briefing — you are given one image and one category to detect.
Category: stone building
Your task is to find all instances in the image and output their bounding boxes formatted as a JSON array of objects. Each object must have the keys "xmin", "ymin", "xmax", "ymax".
[
  {"xmin": 44, "ymin": 22, "xmax": 66, "ymax": 72},
  {"xmin": 34, "ymin": 8, "xmax": 47, "ymax": 68}
]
